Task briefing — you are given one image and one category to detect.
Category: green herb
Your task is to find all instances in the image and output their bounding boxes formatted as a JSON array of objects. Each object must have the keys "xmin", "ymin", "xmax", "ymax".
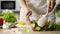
[
  {"xmin": 55, "ymin": 2, "xmax": 60, "ymax": 17},
  {"xmin": 3, "ymin": 12, "xmax": 16, "ymax": 23},
  {"xmin": 52, "ymin": 22, "xmax": 60, "ymax": 31}
]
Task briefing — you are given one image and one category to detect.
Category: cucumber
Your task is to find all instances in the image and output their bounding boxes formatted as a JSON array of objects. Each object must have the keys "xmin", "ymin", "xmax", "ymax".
[
  {"xmin": 31, "ymin": 23, "xmax": 35, "ymax": 27},
  {"xmin": 35, "ymin": 26, "xmax": 41, "ymax": 31}
]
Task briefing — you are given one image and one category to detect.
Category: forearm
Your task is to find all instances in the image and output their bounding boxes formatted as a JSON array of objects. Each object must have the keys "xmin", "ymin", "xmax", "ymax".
[
  {"xmin": 19, "ymin": 0, "xmax": 28, "ymax": 10},
  {"xmin": 47, "ymin": 0, "xmax": 56, "ymax": 12},
  {"xmin": 19, "ymin": 0, "xmax": 32, "ymax": 24}
]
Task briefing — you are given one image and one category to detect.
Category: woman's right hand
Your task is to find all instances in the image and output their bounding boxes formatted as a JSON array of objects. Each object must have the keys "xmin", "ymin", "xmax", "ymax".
[
  {"xmin": 24, "ymin": 8, "xmax": 32, "ymax": 17},
  {"xmin": 24, "ymin": 8, "xmax": 32, "ymax": 24}
]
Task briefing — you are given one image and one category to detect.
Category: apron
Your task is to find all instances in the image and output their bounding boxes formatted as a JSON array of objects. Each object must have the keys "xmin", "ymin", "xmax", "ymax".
[{"xmin": 20, "ymin": 0, "xmax": 47, "ymax": 21}]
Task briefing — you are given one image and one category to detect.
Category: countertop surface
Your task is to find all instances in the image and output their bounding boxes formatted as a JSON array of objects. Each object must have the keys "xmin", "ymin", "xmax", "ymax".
[{"xmin": 0, "ymin": 28, "xmax": 60, "ymax": 34}]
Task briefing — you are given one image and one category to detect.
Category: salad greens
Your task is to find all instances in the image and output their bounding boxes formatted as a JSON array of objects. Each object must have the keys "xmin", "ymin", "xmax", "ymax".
[
  {"xmin": 31, "ymin": 20, "xmax": 60, "ymax": 31},
  {"xmin": 3, "ymin": 12, "xmax": 16, "ymax": 23},
  {"xmin": 0, "ymin": 12, "xmax": 4, "ymax": 16},
  {"xmin": 0, "ymin": 11, "xmax": 16, "ymax": 23},
  {"xmin": 55, "ymin": 2, "xmax": 60, "ymax": 17},
  {"xmin": 50, "ymin": 22, "xmax": 60, "ymax": 31}
]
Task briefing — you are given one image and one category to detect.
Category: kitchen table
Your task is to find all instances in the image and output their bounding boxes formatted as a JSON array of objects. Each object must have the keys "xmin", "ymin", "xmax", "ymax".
[{"xmin": 0, "ymin": 28, "xmax": 60, "ymax": 34}]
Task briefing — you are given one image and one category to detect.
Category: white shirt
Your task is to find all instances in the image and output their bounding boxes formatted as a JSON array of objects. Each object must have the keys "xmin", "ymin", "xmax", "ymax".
[{"xmin": 20, "ymin": 0, "xmax": 47, "ymax": 20}]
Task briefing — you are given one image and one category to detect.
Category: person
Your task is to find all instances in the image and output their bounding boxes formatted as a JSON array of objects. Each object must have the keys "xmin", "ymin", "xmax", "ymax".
[{"xmin": 19, "ymin": 0, "xmax": 56, "ymax": 26}]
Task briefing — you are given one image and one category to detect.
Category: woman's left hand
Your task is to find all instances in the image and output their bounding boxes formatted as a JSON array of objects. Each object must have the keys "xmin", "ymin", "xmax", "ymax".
[{"xmin": 47, "ymin": 0, "xmax": 56, "ymax": 12}]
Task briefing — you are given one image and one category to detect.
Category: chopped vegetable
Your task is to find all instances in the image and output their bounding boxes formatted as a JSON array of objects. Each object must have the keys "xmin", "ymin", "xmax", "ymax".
[{"xmin": 35, "ymin": 26, "xmax": 41, "ymax": 31}]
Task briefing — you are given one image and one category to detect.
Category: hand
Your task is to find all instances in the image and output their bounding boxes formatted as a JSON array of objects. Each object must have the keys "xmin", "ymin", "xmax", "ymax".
[
  {"xmin": 47, "ymin": 0, "xmax": 56, "ymax": 13},
  {"xmin": 24, "ymin": 8, "xmax": 32, "ymax": 25},
  {"xmin": 25, "ymin": 15, "xmax": 32, "ymax": 25},
  {"xmin": 24, "ymin": 8, "xmax": 32, "ymax": 16},
  {"xmin": 26, "ymin": 9, "xmax": 32, "ymax": 17}
]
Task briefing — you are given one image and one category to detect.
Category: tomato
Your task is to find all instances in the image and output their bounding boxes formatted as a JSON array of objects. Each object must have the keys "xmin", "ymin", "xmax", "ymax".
[
  {"xmin": 0, "ymin": 17, "xmax": 3, "ymax": 24},
  {"xmin": 32, "ymin": 27, "xmax": 35, "ymax": 31}
]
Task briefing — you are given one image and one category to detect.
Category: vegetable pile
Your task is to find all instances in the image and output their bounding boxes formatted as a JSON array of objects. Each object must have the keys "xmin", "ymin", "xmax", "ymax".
[
  {"xmin": 0, "ymin": 10, "xmax": 17, "ymax": 23},
  {"xmin": 55, "ymin": 2, "xmax": 60, "ymax": 17},
  {"xmin": 31, "ymin": 20, "xmax": 60, "ymax": 31}
]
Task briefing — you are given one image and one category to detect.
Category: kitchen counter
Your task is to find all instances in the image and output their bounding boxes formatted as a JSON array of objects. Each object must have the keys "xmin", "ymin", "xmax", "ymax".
[{"xmin": 0, "ymin": 28, "xmax": 60, "ymax": 34}]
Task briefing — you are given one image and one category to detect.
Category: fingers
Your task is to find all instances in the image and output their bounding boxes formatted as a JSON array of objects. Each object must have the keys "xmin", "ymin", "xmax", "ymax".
[
  {"xmin": 26, "ymin": 11, "xmax": 32, "ymax": 17},
  {"xmin": 28, "ymin": 11, "xmax": 32, "ymax": 16},
  {"xmin": 48, "ymin": 0, "xmax": 56, "ymax": 13},
  {"xmin": 48, "ymin": 1, "xmax": 52, "ymax": 12}
]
